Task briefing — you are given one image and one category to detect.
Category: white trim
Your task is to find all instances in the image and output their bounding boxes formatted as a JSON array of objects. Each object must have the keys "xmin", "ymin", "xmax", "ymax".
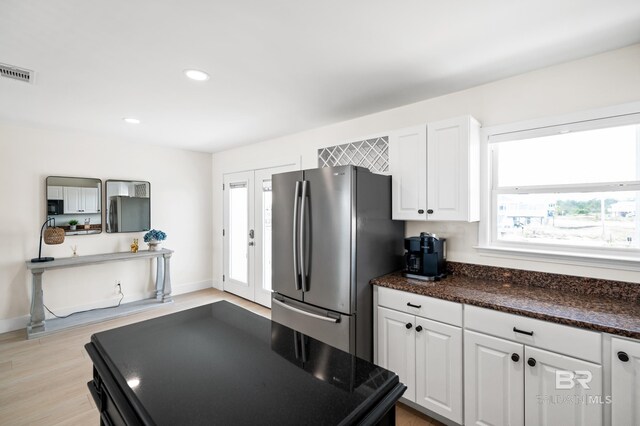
[
  {"xmin": 479, "ymin": 101, "xmax": 640, "ymax": 266},
  {"xmin": 475, "ymin": 245, "xmax": 640, "ymax": 272},
  {"xmin": 483, "ymin": 101, "xmax": 640, "ymax": 140},
  {"xmin": 172, "ymin": 280, "xmax": 213, "ymax": 295},
  {"xmin": 218, "ymin": 156, "xmax": 301, "ymax": 175},
  {"xmin": 0, "ymin": 314, "xmax": 30, "ymax": 334},
  {"xmin": 494, "ymin": 182, "xmax": 640, "ymax": 194}
]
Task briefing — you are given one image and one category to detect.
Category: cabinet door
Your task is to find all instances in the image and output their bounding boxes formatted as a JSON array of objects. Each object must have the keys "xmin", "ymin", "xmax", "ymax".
[
  {"xmin": 525, "ymin": 346, "xmax": 602, "ymax": 426},
  {"xmin": 63, "ymin": 187, "xmax": 82, "ymax": 213},
  {"xmin": 611, "ymin": 338, "xmax": 640, "ymax": 426},
  {"xmin": 377, "ymin": 306, "xmax": 416, "ymax": 401},
  {"xmin": 389, "ymin": 125, "xmax": 427, "ymax": 221},
  {"xmin": 47, "ymin": 186, "xmax": 63, "ymax": 200},
  {"xmin": 415, "ymin": 317, "xmax": 462, "ymax": 424},
  {"xmin": 465, "ymin": 330, "xmax": 524, "ymax": 426},
  {"xmin": 426, "ymin": 116, "xmax": 480, "ymax": 221},
  {"xmin": 82, "ymin": 187, "xmax": 99, "ymax": 213}
]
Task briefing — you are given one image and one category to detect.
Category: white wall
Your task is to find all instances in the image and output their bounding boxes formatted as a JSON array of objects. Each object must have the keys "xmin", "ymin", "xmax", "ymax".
[
  {"xmin": 0, "ymin": 123, "xmax": 213, "ymax": 332},
  {"xmin": 212, "ymin": 43, "xmax": 640, "ymax": 288}
]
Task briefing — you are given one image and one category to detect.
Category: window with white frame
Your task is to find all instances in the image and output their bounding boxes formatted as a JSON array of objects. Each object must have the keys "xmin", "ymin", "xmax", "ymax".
[{"xmin": 486, "ymin": 112, "xmax": 640, "ymax": 256}]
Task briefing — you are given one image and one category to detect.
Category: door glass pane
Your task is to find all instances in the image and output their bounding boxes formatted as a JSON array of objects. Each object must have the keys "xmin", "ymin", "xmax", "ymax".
[
  {"xmin": 262, "ymin": 179, "xmax": 273, "ymax": 292},
  {"xmin": 229, "ymin": 183, "xmax": 248, "ymax": 283}
]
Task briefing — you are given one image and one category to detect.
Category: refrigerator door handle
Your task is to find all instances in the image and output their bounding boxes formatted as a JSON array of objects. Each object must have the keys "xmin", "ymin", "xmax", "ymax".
[
  {"xmin": 299, "ymin": 180, "xmax": 309, "ymax": 292},
  {"xmin": 272, "ymin": 299, "xmax": 339, "ymax": 323},
  {"xmin": 293, "ymin": 181, "xmax": 301, "ymax": 290}
]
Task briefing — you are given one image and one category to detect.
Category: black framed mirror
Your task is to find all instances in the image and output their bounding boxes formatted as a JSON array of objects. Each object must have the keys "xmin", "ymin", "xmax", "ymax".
[
  {"xmin": 105, "ymin": 180, "xmax": 151, "ymax": 233},
  {"xmin": 46, "ymin": 176, "xmax": 102, "ymax": 235}
]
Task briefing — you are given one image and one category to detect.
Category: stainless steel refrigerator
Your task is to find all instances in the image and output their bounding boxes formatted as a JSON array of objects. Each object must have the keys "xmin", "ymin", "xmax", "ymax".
[
  {"xmin": 271, "ymin": 165, "xmax": 404, "ymax": 361},
  {"xmin": 108, "ymin": 196, "xmax": 150, "ymax": 233}
]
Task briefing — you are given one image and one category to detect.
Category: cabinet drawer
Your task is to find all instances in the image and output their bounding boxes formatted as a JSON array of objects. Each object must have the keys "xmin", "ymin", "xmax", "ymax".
[
  {"xmin": 464, "ymin": 305, "xmax": 601, "ymax": 363},
  {"xmin": 377, "ymin": 287, "xmax": 462, "ymax": 327}
]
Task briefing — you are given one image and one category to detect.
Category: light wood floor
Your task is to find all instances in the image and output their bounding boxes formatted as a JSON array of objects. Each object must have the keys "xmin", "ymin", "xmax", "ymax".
[{"xmin": 0, "ymin": 288, "xmax": 441, "ymax": 426}]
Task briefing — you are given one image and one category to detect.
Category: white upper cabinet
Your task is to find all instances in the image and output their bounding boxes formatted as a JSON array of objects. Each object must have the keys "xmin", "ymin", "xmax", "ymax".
[
  {"xmin": 47, "ymin": 186, "xmax": 63, "ymax": 200},
  {"xmin": 389, "ymin": 125, "xmax": 427, "ymax": 221},
  {"xmin": 63, "ymin": 186, "xmax": 100, "ymax": 214},
  {"xmin": 82, "ymin": 187, "xmax": 99, "ymax": 213},
  {"xmin": 427, "ymin": 116, "xmax": 480, "ymax": 221},
  {"xmin": 389, "ymin": 115, "xmax": 480, "ymax": 222}
]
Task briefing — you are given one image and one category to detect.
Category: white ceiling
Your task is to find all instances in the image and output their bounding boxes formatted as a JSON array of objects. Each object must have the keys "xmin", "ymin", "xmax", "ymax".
[{"xmin": 1, "ymin": 1, "xmax": 639, "ymax": 153}]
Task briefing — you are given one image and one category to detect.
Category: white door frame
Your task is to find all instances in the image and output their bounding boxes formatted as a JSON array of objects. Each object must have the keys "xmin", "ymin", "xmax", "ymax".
[{"xmin": 222, "ymin": 161, "xmax": 299, "ymax": 307}]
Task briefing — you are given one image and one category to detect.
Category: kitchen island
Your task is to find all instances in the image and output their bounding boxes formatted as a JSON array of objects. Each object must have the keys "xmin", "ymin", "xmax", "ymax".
[{"xmin": 85, "ymin": 301, "xmax": 405, "ymax": 425}]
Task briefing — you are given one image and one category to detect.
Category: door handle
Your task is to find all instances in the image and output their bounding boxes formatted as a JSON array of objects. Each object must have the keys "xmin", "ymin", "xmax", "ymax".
[
  {"xmin": 273, "ymin": 298, "xmax": 339, "ymax": 323},
  {"xmin": 293, "ymin": 181, "xmax": 301, "ymax": 290},
  {"xmin": 513, "ymin": 327, "xmax": 534, "ymax": 336},
  {"xmin": 299, "ymin": 180, "xmax": 309, "ymax": 292}
]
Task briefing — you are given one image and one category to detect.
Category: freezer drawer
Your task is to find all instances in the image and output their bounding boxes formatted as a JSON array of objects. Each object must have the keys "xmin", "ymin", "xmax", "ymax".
[{"xmin": 272, "ymin": 294, "xmax": 354, "ymax": 354}]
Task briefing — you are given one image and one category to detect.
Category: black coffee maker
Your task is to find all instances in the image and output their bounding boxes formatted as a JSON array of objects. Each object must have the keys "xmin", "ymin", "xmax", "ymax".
[{"xmin": 403, "ymin": 232, "xmax": 447, "ymax": 281}]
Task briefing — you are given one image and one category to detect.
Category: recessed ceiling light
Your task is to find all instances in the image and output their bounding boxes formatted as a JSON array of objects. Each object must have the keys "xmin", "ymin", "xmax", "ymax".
[
  {"xmin": 184, "ymin": 69, "xmax": 210, "ymax": 81},
  {"xmin": 123, "ymin": 118, "xmax": 141, "ymax": 124}
]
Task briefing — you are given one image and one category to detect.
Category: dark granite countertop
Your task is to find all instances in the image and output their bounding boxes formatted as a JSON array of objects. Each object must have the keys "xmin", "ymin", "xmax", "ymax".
[
  {"xmin": 371, "ymin": 265, "xmax": 640, "ymax": 340},
  {"xmin": 87, "ymin": 301, "xmax": 403, "ymax": 425}
]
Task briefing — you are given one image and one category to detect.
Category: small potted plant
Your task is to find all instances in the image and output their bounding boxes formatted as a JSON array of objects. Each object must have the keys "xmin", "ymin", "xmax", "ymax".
[
  {"xmin": 68, "ymin": 219, "xmax": 79, "ymax": 231},
  {"xmin": 143, "ymin": 229, "xmax": 167, "ymax": 251}
]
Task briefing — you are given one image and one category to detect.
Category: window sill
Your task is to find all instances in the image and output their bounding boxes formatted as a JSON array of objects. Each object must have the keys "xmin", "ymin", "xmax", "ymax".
[{"xmin": 474, "ymin": 245, "xmax": 640, "ymax": 272}]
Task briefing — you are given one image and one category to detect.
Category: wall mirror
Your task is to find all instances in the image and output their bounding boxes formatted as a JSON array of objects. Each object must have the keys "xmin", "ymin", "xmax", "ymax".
[
  {"xmin": 46, "ymin": 176, "xmax": 102, "ymax": 235},
  {"xmin": 105, "ymin": 180, "xmax": 151, "ymax": 233}
]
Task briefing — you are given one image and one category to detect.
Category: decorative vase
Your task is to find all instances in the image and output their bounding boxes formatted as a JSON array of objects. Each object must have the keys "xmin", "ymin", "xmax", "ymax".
[{"xmin": 147, "ymin": 239, "xmax": 161, "ymax": 251}]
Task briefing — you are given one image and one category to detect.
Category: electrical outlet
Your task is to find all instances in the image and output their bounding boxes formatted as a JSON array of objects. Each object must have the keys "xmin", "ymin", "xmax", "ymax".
[{"xmin": 115, "ymin": 280, "xmax": 122, "ymax": 295}]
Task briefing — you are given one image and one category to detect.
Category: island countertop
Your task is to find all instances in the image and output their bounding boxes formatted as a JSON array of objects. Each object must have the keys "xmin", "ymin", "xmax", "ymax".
[
  {"xmin": 371, "ymin": 268, "xmax": 640, "ymax": 340},
  {"xmin": 85, "ymin": 300, "xmax": 405, "ymax": 425}
]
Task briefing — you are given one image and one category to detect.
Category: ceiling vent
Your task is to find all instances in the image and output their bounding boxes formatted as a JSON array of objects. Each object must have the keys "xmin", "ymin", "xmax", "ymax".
[{"xmin": 0, "ymin": 63, "xmax": 34, "ymax": 84}]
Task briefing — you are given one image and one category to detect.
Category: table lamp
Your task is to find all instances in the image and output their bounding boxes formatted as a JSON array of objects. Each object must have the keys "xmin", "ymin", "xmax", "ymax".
[{"xmin": 31, "ymin": 217, "xmax": 65, "ymax": 263}]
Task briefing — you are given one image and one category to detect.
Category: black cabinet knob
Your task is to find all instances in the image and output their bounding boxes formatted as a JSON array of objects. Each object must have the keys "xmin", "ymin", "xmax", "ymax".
[
  {"xmin": 418, "ymin": 209, "xmax": 424, "ymax": 214},
  {"xmin": 427, "ymin": 209, "xmax": 434, "ymax": 214},
  {"xmin": 415, "ymin": 325, "xmax": 423, "ymax": 332},
  {"xmin": 618, "ymin": 351, "xmax": 630, "ymax": 362},
  {"xmin": 405, "ymin": 323, "xmax": 413, "ymax": 330},
  {"xmin": 511, "ymin": 353, "xmax": 520, "ymax": 362},
  {"xmin": 527, "ymin": 358, "xmax": 536, "ymax": 367}
]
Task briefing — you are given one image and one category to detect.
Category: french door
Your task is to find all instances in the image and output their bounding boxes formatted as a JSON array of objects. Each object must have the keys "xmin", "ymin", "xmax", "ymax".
[{"xmin": 223, "ymin": 164, "xmax": 296, "ymax": 307}]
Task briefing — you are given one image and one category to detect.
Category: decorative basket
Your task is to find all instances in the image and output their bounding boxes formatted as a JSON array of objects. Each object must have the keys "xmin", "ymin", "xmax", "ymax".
[{"xmin": 44, "ymin": 227, "xmax": 65, "ymax": 245}]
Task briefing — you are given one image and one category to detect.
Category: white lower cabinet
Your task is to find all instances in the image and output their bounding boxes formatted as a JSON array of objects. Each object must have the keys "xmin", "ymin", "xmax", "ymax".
[
  {"xmin": 611, "ymin": 337, "xmax": 640, "ymax": 425},
  {"xmin": 377, "ymin": 306, "xmax": 462, "ymax": 423},
  {"xmin": 374, "ymin": 288, "xmax": 637, "ymax": 425},
  {"xmin": 377, "ymin": 307, "xmax": 416, "ymax": 401},
  {"xmin": 465, "ymin": 329, "xmax": 603, "ymax": 426},
  {"xmin": 465, "ymin": 330, "xmax": 524, "ymax": 426},
  {"xmin": 525, "ymin": 346, "xmax": 602, "ymax": 426},
  {"xmin": 415, "ymin": 317, "xmax": 463, "ymax": 423}
]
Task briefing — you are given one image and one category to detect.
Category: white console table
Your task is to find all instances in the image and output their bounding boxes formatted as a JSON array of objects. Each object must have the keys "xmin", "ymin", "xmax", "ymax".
[{"xmin": 25, "ymin": 249, "xmax": 173, "ymax": 339}]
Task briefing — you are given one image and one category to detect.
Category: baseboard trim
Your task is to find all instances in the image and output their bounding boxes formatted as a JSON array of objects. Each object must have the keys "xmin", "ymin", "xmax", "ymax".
[
  {"xmin": 172, "ymin": 280, "xmax": 213, "ymax": 295},
  {"xmin": 0, "ymin": 315, "xmax": 30, "ymax": 335}
]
